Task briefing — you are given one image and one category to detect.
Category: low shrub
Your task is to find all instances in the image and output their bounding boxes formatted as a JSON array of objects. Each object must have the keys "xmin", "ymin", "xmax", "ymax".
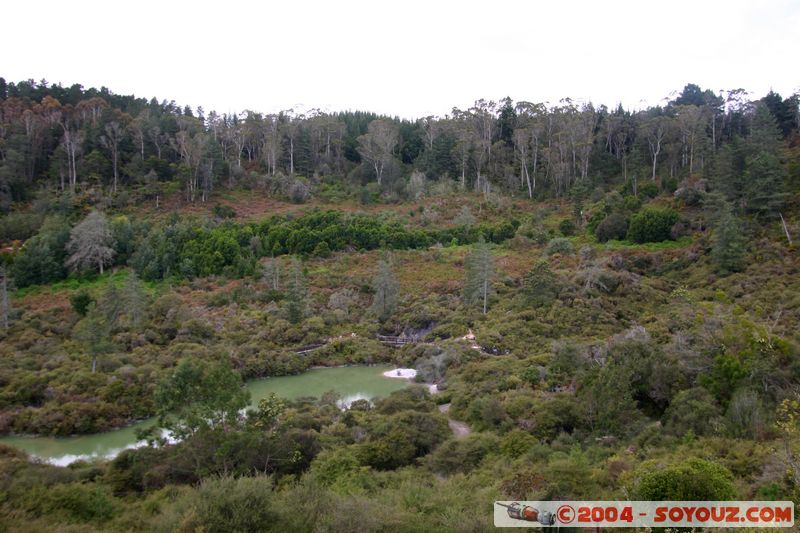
[
  {"xmin": 40, "ymin": 483, "xmax": 117, "ymax": 522},
  {"xmin": 546, "ymin": 238, "xmax": 574, "ymax": 255},
  {"xmin": 623, "ymin": 195, "xmax": 642, "ymax": 212},
  {"xmin": 426, "ymin": 433, "xmax": 500, "ymax": 475},
  {"xmin": 638, "ymin": 182, "xmax": 659, "ymax": 199},
  {"xmin": 70, "ymin": 290, "xmax": 95, "ymax": 316},
  {"xmin": 212, "ymin": 204, "xmax": 236, "ymax": 219},
  {"xmin": 558, "ymin": 219, "xmax": 576, "ymax": 236},
  {"xmin": 626, "ymin": 207, "xmax": 679, "ymax": 243},
  {"xmin": 0, "ymin": 212, "xmax": 44, "ymax": 240},
  {"xmin": 636, "ymin": 458, "xmax": 737, "ymax": 500},
  {"xmin": 312, "ymin": 241, "xmax": 331, "ymax": 258},
  {"xmin": 179, "ymin": 475, "xmax": 279, "ymax": 532},
  {"xmin": 594, "ymin": 213, "xmax": 628, "ymax": 242}
]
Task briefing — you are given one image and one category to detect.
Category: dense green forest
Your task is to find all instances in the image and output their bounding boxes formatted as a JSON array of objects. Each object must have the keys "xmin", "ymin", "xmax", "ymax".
[
  {"xmin": 0, "ymin": 77, "xmax": 799, "ymax": 531},
  {"xmin": 1, "ymin": 78, "xmax": 797, "ymax": 210}
]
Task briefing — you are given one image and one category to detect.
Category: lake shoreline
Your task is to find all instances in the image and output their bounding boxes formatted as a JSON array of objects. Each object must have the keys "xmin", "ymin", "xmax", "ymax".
[
  {"xmin": 0, "ymin": 364, "xmax": 411, "ymax": 464},
  {"xmin": 0, "ymin": 363, "xmax": 400, "ymax": 440}
]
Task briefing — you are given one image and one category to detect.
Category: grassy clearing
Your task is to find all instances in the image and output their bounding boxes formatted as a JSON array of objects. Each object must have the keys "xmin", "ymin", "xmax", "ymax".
[
  {"xmin": 600, "ymin": 235, "xmax": 695, "ymax": 251},
  {"xmin": 14, "ymin": 269, "xmax": 171, "ymax": 297}
]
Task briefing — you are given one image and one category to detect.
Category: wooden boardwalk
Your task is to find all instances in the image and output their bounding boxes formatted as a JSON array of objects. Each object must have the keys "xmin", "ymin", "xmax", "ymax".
[
  {"xmin": 376, "ymin": 335, "xmax": 417, "ymax": 347},
  {"xmin": 290, "ymin": 332, "xmax": 505, "ymax": 355},
  {"xmin": 291, "ymin": 334, "xmax": 421, "ymax": 354},
  {"xmin": 290, "ymin": 331, "xmax": 507, "ymax": 357},
  {"xmin": 292, "ymin": 342, "xmax": 326, "ymax": 354}
]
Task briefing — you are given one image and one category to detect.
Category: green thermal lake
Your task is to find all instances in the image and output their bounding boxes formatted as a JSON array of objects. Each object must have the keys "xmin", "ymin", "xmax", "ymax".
[{"xmin": 0, "ymin": 365, "xmax": 409, "ymax": 466}]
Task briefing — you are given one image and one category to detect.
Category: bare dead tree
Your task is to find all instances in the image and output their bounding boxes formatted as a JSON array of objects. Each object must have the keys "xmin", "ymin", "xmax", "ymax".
[
  {"xmin": 357, "ymin": 119, "xmax": 399, "ymax": 185},
  {"xmin": 100, "ymin": 120, "xmax": 125, "ymax": 193}
]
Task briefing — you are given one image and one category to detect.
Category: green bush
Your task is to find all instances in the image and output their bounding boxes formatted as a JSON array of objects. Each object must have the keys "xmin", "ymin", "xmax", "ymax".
[
  {"xmin": 623, "ymin": 194, "xmax": 642, "ymax": 212},
  {"xmin": 699, "ymin": 353, "xmax": 749, "ymax": 406},
  {"xmin": 638, "ymin": 182, "xmax": 659, "ymax": 198},
  {"xmin": 106, "ymin": 447, "xmax": 171, "ymax": 494},
  {"xmin": 522, "ymin": 224, "xmax": 551, "ymax": 244},
  {"xmin": 521, "ymin": 365, "xmax": 543, "ymax": 386},
  {"xmin": 312, "ymin": 240, "xmax": 331, "ymax": 258},
  {"xmin": 212, "ymin": 204, "xmax": 237, "ymax": 219},
  {"xmin": 661, "ymin": 176, "xmax": 678, "ymax": 193},
  {"xmin": 181, "ymin": 475, "xmax": 279, "ymax": 532},
  {"xmin": 0, "ymin": 212, "xmax": 44, "ymax": 241},
  {"xmin": 41, "ymin": 483, "xmax": 117, "ymax": 522},
  {"xmin": 594, "ymin": 213, "xmax": 628, "ymax": 242},
  {"xmin": 636, "ymin": 458, "xmax": 737, "ymax": 500},
  {"xmin": 110, "ymin": 216, "xmax": 136, "ymax": 265},
  {"xmin": 558, "ymin": 219, "xmax": 576, "ymax": 236},
  {"xmin": 521, "ymin": 260, "xmax": 560, "ymax": 306},
  {"xmin": 356, "ymin": 429, "xmax": 418, "ymax": 470},
  {"xmin": 288, "ymin": 181, "xmax": 310, "ymax": 204},
  {"xmin": 531, "ymin": 394, "xmax": 584, "ymax": 440},
  {"xmin": 359, "ymin": 186, "xmax": 374, "ymax": 205},
  {"xmin": 586, "ymin": 209, "xmax": 607, "ymax": 234},
  {"xmin": 70, "ymin": 290, "xmax": 95, "ymax": 316},
  {"xmin": 309, "ymin": 447, "xmax": 364, "ymax": 489},
  {"xmin": 499, "ymin": 429, "xmax": 539, "ymax": 459},
  {"xmin": 426, "ymin": 434, "xmax": 499, "ymax": 475},
  {"xmin": 725, "ymin": 388, "xmax": 764, "ymax": 438},
  {"xmin": 467, "ymin": 397, "xmax": 509, "ymax": 431},
  {"xmin": 546, "ymin": 237, "xmax": 574, "ymax": 255},
  {"xmin": 356, "ymin": 410, "xmax": 449, "ymax": 470},
  {"xmin": 626, "ymin": 207, "xmax": 679, "ymax": 243},
  {"xmin": 604, "ymin": 191, "xmax": 624, "ymax": 211},
  {"xmin": 11, "ymin": 216, "xmax": 70, "ymax": 287},
  {"xmin": 129, "ymin": 210, "xmax": 519, "ymax": 282},
  {"xmin": 663, "ymin": 387, "xmax": 722, "ymax": 436},
  {"xmin": 675, "ymin": 184, "xmax": 705, "ymax": 206}
]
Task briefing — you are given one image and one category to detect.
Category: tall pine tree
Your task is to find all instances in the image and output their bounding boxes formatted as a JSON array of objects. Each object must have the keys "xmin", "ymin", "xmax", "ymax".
[
  {"xmin": 73, "ymin": 303, "xmax": 114, "ymax": 373},
  {"xmin": 712, "ymin": 202, "xmax": 747, "ymax": 274},
  {"xmin": 121, "ymin": 272, "xmax": 148, "ymax": 328},
  {"xmin": 522, "ymin": 259, "xmax": 560, "ymax": 306},
  {"xmin": 285, "ymin": 257, "xmax": 306, "ymax": 324},
  {"xmin": 369, "ymin": 256, "xmax": 399, "ymax": 322},
  {"xmin": 743, "ymin": 104, "xmax": 788, "ymax": 218},
  {"xmin": 744, "ymin": 152, "xmax": 788, "ymax": 218},
  {"xmin": 463, "ymin": 235, "xmax": 494, "ymax": 314},
  {"xmin": 0, "ymin": 265, "xmax": 10, "ymax": 330}
]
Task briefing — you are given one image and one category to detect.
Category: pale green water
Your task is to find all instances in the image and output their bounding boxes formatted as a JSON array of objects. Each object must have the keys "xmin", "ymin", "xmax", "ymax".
[{"xmin": 0, "ymin": 366, "xmax": 408, "ymax": 465}]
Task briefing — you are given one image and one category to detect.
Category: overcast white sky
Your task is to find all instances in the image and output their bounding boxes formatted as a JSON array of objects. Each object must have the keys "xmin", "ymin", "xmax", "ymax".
[{"xmin": 3, "ymin": 0, "xmax": 798, "ymax": 119}]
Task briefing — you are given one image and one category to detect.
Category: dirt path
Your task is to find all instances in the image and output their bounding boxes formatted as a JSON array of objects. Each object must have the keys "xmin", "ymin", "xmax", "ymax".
[{"xmin": 438, "ymin": 403, "xmax": 471, "ymax": 438}]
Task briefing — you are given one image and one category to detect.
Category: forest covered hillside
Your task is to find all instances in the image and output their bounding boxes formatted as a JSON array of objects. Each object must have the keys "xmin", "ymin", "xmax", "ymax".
[{"xmin": 0, "ymin": 78, "xmax": 799, "ymax": 531}]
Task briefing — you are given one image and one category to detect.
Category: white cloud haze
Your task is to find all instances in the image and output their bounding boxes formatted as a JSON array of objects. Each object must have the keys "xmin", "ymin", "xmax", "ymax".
[{"xmin": 3, "ymin": 0, "xmax": 798, "ymax": 118}]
